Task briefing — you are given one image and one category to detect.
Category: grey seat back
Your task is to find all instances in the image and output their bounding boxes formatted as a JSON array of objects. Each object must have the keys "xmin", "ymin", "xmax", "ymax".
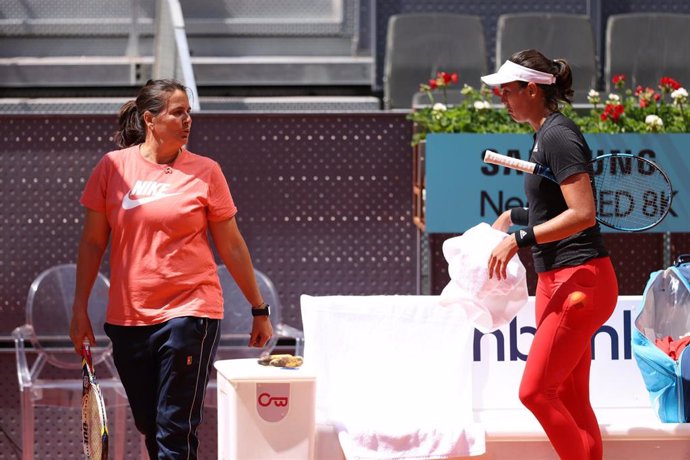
[
  {"xmin": 384, "ymin": 13, "xmax": 487, "ymax": 109},
  {"xmin": 606, "ymin": 13, "xmax": 690, "ymax": 92},
  {"xmin": 496, "ymin": 13, "xmax": 597, "ymax": 103}
]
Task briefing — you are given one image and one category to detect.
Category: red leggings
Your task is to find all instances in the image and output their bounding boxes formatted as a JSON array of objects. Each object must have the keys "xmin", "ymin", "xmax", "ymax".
[{"xmin": 519, "ymin": 257, "xmax": 618, "ymax": 460}]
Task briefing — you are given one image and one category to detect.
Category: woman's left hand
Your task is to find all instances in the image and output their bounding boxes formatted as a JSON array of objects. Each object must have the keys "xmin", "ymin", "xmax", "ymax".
[
  {"xmin": 249, "ymin": 317, "xmax": 274, "ymax": 348},
  {"xmin": 488, "ymin": 233, "xmax": 519, "ymax": 280}
]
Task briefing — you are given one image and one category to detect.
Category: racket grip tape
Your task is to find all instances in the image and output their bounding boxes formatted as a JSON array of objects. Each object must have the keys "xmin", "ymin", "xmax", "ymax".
[{"xmin": 483, "ymin": 149, "xmax": 538, "ymax": 174}]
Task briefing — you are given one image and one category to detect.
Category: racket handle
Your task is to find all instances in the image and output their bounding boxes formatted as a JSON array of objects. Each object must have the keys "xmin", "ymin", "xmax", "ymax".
[
  {"xmin": 483, "ymin": 149, "xmax": 539, "ymax": 174},
  {"xmin": 82, "ymin": 339, "xmax": 93, "ymax": 364}
]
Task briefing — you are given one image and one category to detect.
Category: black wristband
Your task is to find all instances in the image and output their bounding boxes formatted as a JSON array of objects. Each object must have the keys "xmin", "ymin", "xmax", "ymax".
[
  {"xmin": 251, "ymin": 303, "xmax": 270, "ymax": 317},
  {"xmin": 510, "ymin": 207, "xmax": 529, "ymax": 226},
  {"xmin": 514, "ymin": 227, "xmax": 537, "ymax": 248}
]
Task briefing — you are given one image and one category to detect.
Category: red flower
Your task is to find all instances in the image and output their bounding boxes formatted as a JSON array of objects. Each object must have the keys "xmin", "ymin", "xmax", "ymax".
[
  {"xmin": 428, "ymin": 79, "xmax": 437, "ymax": 90},
  {"xmin": 602, "ymin": 103, "xmax": 624, "ymax": 123},
  {"xmin": 450, "ymin": 73, "xmax": 459, "ymax": 84},
  {"xmin": 612, "ymin": 74, "xmax": 626, "ymax": 87},
  {"xmin": 660, "ymin": 77, "xmax": 681, "ymax": 91},
  {"xmin": 492, "ymin": 87, "xmax": 501, "ymax": 97},
  {"xmin": 439, "ymin": 72, "xmax": 452, "ymax": 85},
  {"xmin": 613, "ymin": 104, "xmax": 624, "ymax": 122},
  {"xmin": 636, "ymin": 87, "xmax": 657, "ymax": 108}
]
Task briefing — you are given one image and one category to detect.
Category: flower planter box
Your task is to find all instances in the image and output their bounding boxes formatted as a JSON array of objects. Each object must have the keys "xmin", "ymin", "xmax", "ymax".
[{"xmin": 416, "ymin": 133, "xmax": 690, "ymax": 233}]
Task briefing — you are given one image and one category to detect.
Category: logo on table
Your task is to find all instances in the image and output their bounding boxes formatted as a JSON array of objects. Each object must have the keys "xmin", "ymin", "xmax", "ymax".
[{"xmin": 256, "ymin": 383, "xmax": 290, "ymax": 422}]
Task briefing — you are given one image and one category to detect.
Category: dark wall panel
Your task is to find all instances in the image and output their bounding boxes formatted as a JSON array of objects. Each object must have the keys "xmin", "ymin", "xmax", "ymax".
[{"xmin": 0, "ymin": 113, "xmax": 417, "ymax": 337}]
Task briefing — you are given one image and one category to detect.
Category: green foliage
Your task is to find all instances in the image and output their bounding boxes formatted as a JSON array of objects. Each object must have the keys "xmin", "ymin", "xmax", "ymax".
[
  {"xmin": 407, "ymin": 73, "xmax": 690, "ymax": 146},
  {"xmin": 407, "ymin": 82, "xmax": 530, "ymax": 146}
]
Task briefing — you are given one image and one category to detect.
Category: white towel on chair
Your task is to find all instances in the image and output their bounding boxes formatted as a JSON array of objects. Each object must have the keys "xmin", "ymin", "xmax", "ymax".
[
  {"xmin": 301, "ymin": 295, "xmax": 486, "ymax": 459},
  {"xmin": 440, "ymin": 222, "xmax": 528, "ymax": 332}
]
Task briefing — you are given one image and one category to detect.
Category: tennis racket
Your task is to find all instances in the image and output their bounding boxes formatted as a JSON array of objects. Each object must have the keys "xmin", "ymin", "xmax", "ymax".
[
  {"xmin": 482, "ymin": 149, "xmax": 673, "ymax": 232},
  {"xmin": 82, "ymin": 340, "xmax": 109, "ymax": 460}
]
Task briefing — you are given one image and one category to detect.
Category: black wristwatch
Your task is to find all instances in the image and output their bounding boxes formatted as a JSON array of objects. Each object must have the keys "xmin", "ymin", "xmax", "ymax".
[{"xmin": 251, "ymin": 303, "xmax": 270, "ymax": 317}]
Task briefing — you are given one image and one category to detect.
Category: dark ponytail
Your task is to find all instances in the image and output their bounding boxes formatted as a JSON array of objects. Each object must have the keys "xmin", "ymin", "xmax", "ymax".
[
  {"xmin": 114, "ymin": 100, "xmax": 144, "ymax": 148},
  {"xmin": 114, "ymin": 79, "xmax": 188, "ymax": 148},
  {"xmin": 509, "ymin": 49, "xmax": 574, "ymax": 111}
]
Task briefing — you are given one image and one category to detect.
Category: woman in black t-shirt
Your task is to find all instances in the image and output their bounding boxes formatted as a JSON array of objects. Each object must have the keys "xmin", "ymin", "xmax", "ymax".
[{"xmin": 481, "ymin": 49, "xmax": 618, "ymax": 460}]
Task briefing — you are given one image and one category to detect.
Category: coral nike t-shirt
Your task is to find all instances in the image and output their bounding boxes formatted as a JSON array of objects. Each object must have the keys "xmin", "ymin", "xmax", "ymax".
[{"xmin": 81, "ymin": 145, "xmax": 237, "ymax": 326}]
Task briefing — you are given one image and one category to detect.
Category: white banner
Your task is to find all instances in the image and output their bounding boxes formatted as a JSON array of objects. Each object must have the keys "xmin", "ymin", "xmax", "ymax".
[{"xmin": 472, "ymin": 295, "xmax": 652, "ymax": 411}]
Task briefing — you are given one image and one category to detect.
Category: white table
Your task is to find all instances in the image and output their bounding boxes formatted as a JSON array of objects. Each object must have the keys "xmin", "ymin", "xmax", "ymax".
[{"xmin": 214, "ymin": 358, "xmax": 316, "ymax": 460}]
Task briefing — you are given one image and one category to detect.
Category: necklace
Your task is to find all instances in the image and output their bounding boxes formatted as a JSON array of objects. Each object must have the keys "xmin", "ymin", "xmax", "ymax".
[
  {"xmin": 163, "ymin": 149, "xmax": 181, "ymax": 174},
  {"xmin": 139, "ymin": 145, "xmax": 181, "ymax": 174}
]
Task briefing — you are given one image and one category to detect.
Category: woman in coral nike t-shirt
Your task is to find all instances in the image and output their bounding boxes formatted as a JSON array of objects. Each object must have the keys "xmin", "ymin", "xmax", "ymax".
[{"xmin": 69, "ymin": 79, "xmax": 272, "ymax": 459}]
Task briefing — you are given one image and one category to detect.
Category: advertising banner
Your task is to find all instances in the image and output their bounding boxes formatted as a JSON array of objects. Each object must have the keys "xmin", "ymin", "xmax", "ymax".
[
  {"xmin": 425, "ymin": 133, "xmax": 688, "ymax": 233},
  {"xmin": 472, "ymin": 295, "xmax": 651, "ymax": 411}
]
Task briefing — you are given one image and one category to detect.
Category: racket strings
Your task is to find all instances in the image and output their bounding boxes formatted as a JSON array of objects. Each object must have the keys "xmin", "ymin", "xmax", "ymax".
[
  {"xmin": 591, "ymin": 157, "xmax": 672, "ymax": 231},
  {"xmin": 84, "ymin": 387, "xmax": 108, "ymax": 459},
  {"xmin": 83, "ymin": 353, "xmax": 108, "ymax": 460}
]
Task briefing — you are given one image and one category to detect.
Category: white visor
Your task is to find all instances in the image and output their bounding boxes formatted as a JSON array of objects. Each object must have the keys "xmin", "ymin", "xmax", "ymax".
[{"xmin": 481, "ymin": 60, "xmax": 556, "ymax": 86}]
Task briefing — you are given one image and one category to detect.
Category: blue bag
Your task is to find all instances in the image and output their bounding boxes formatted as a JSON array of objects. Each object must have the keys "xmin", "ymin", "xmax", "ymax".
[{"xmin": 632, "ymin": 255, "xmax": 690, "ymax": 422}]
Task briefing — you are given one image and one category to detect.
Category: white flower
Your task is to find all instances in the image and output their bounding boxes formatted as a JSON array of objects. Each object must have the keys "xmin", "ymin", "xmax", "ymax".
[
  {"xmin": 645, "ymin": 114, "xmax": 663, "ymax": 128},
  {"xmin": 672, "ymin": 88, "xmax": 688, "ymax": 98},
  {"xmin": 671, "ymin": 87, "xmax": 688, "ymax": 105},
  {"xmin": 431, "ymin": 102, "xmax": 447, "ymax": 120},
  {"xmin": 607, "ymin": 93, "xmax": 620, "ymax": 103},
  {"xmin": 473, "ymin": 100, "xmax": 491, "ymax": 110},
  {"xmin": 587, "ymin": 89, "xmax": 601, "ymax": 105}
]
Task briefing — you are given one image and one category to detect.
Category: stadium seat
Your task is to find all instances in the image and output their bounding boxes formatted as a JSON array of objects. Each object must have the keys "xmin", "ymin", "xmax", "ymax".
[
  {"xmin": 495, "ymin": 13, "xmax": 597, "ymax": 103},
  {"xmin": 605, "ymin": 13, "xmax": 690, "ymax": 92},
  {"xmin": 383, "ymin": 13, "xmax": 487, "ymax": 109}
]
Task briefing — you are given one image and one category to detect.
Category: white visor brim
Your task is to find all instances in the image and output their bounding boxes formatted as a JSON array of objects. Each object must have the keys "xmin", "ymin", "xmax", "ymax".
[{"xmin": 481, "ymin": 60, "xmax": 556, "ymax": 86}]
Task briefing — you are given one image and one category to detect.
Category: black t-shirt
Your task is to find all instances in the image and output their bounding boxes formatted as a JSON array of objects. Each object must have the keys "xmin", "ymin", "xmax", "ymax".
[{"xmin": 525, "ymin": 111, "xmax": 608, "ymax": 272}]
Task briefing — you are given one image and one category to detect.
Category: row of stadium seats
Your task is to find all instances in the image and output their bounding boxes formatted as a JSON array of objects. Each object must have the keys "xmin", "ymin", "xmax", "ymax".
[
  {"xmin": 0, "ymin": 0, "xmax": 371, "ymax": 92},
  {"xmin": 383, "ymin": 12, "xmax": 690, "ymax": 109},
  {"xmin": 2, "ymin": 3, "xmax": 690, "ymax": 112}
]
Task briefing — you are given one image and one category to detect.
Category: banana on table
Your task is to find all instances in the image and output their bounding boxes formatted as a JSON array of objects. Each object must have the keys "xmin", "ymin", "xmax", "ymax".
[{"xmin": 257, "ymin": 354, "xmax": 304, "ymax": 368}]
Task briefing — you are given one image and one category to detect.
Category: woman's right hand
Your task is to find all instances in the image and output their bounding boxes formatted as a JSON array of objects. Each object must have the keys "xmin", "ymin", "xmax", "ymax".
[
  {"xmin": 492, "ymin": 210, "xmax": 513, "ymax": 233},
  {"xmin": 488, "ymin": 233, "xmax": 519, "ymax": 281},
  {"xmin": 69, "ymin": 308, "xmax": 95, "ymax": 354}
]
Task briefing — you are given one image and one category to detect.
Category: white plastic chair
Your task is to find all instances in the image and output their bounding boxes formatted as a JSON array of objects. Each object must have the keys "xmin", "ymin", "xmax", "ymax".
[
  {"xmin": 12, "ymin": 264, "xmax": 128, "ymax": 460},
  {"xmin": 206, "ymin": 266, "xmax": 304, "ymax": 407},
  {"xmin": 215, "ymin": 266, "xmax": 304, "ymax": 358}
]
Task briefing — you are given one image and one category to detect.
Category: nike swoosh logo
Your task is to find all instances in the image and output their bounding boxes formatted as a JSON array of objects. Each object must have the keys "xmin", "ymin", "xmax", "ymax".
[{"xmin": 122, "ymin": 192, "xmax": 182, "ymax": 210}]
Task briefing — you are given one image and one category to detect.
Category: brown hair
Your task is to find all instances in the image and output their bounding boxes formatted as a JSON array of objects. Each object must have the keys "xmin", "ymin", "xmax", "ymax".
[
  {"xmin": 114, "ymin": 79, "xmax": 188, "ymax": 148},
  {"xmin": 509, "ymin": 49, "xmax": 574, "ymax": 111}
]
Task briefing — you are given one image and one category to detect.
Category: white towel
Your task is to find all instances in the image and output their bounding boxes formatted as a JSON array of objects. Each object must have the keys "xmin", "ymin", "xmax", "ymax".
[
  {"xmin": 440, "ymin": 223, "xmax": 528, "ymax": 332},
  {"xmin": 301, "ymin": 295, "xmax": 486, "ymax": 459}
]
